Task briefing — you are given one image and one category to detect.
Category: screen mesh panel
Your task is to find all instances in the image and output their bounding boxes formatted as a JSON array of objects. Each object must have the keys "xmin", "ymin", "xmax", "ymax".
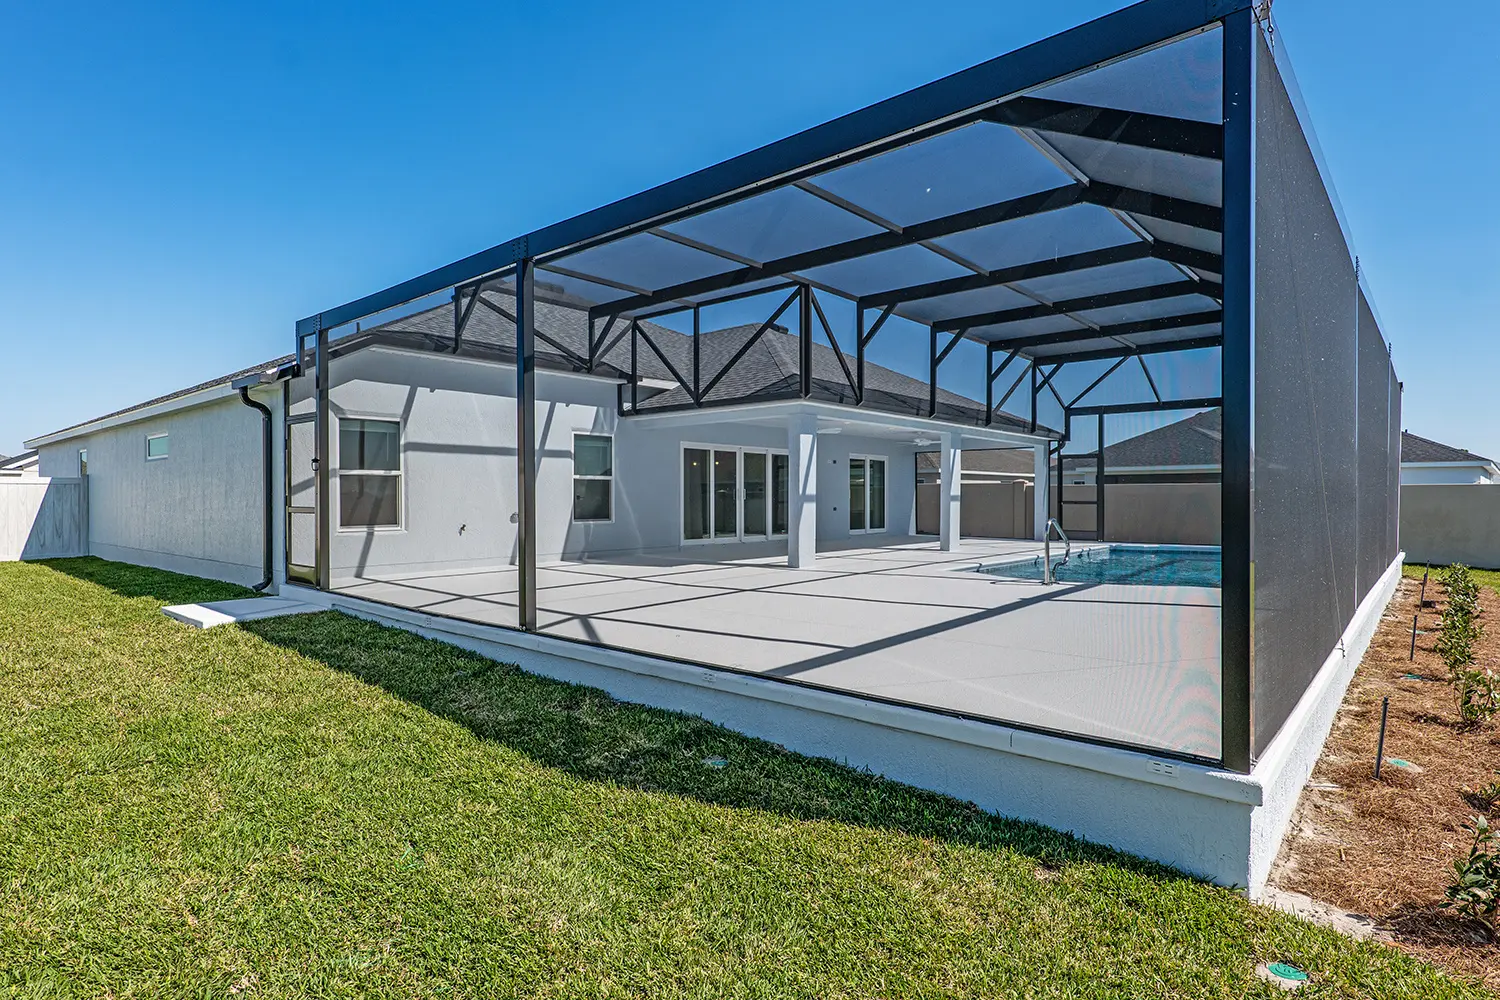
[
  {"xmin": 1250, "ymin": 31, "xmax": 1394, "ymax": 757},
  {"xmin": 1356, "ymin": 288, "xmax": 1392, "ymax": 598},
  {"xmin": 1388, "ymin": 363, "xmax": 1402, "ymax": 563}
]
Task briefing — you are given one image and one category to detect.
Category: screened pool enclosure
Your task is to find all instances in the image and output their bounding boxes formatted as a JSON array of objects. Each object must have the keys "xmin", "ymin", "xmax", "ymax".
[{"xmin": 285, "ymin": 0, "xmax": 1400, "ymax": 774}]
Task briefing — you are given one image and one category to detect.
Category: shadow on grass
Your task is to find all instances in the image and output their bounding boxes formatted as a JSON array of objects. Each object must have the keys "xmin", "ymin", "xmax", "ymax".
[
  {"xmin": 242, "ymin": 608, "xmax": 1190, "ymax": 878},
  {"xmin": 1386, "ymin": 900, "xmax": 1499, "ymax": 954},
  {"xmin": 39, "ymin": 556, "xmax": 256, "ymax": 606}
]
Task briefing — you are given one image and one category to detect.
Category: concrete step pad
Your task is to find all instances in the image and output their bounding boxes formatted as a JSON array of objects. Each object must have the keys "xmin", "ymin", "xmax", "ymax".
[{"xmin": 162, "ymin": 596, "xmax": 322, "ymax": 629}]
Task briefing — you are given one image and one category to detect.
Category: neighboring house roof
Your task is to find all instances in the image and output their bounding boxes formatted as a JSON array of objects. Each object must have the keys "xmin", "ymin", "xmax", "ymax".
[
  {"xmin": 1399, "ymin": 431, "xmax": 1494, "ymax": 467},
  {"xmin": 1099, "ymin": 407, "xmax": 1223, "ymax": 470},
  {"xmin": 1067, "ymin": 415, "xmax": 1499, "ymax": 479},
  {"xmin": 0, "ymin": 450, "xmax": 39, "ymax": 472},
  {"xmin": 0, "ymin": 449, "xmax": 37, "ymax": 470},
  {"xmin": 915, "ymin": 448, "xmax": 1035, "ymax": 477}
]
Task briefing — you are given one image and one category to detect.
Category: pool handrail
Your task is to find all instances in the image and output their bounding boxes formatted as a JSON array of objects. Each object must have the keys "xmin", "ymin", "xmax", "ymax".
[{"xmin": 1043, "ymin": 518, "xmax": 1071, "ymax": 585}]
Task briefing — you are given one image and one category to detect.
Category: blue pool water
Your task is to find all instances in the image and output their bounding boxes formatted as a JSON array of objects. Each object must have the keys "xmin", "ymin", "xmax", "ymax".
[{"xmin": 978, "ymin": 545, "xmax": 1222, "ymax": 588}]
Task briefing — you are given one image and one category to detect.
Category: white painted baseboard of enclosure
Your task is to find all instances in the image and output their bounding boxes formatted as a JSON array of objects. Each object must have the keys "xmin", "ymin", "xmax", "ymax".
[{"xmin": 1245, "ymin": 552, "xmax": 1405, "ymax": 894}]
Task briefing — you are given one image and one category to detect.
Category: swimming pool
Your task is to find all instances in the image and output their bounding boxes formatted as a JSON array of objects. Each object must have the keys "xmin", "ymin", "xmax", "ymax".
[{"xmin": 977, "ymin": 545, "xmax": 1222, "ymax": 588}]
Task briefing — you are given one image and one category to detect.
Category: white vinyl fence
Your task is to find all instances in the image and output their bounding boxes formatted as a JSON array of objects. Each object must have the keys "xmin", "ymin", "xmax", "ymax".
[{"xmin": 0, "ymin": 477, "xmax": 88, "ymax": 561}]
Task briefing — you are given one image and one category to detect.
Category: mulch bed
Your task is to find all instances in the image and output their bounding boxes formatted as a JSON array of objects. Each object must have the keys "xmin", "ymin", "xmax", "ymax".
[{"xmin": 1271, "ymin": 571, "xmax": 1500, "ymax": 989}]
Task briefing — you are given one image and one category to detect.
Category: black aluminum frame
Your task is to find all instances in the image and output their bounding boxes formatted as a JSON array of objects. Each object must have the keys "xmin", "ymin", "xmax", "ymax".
[{"xmin": 293, "ymin": 0, "xmax": 1268, "ymax": 771}]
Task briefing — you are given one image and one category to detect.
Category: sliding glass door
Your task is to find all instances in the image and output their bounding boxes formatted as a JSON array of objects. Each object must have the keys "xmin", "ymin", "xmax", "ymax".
[
  {"xmin": 712, "ymin": 450, "xmax": 738, "ymax": 538},
  {"xmin": 682, "ymin": 445, "xmax": 789, "ymax": 543},
  {"xmin": 771, "ymin": 453, "xmax": 790, "ymax": 536},
  {"xmin": 849, "ymin": 455, "xmax": 887, "ymax": 534},
  {"xmin": 743, "ymin": 452, "xmax": 768, "ymax": 537},
  {"xmin": 684, "ymin": 449, "xmax": 712, "ymax": 540}
]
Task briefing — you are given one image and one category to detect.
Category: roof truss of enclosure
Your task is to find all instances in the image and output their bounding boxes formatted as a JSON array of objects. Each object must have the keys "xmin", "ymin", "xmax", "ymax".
[{"xmin": 299, "ymin": 0, "xmax": 1233, "ymax": 432}]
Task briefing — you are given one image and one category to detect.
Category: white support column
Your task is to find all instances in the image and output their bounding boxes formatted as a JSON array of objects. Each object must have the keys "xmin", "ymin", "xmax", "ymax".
[
  {"xmin": 939, "ymin": 432, "xmax": 961, "ymax": 552},
  {"xmin": 1033, "ymin": 442, "xmax": 1050, "ymax": 541},
  {"xmin": 788, "ymin": 415, "xmax": 818, "ymax": 568}
]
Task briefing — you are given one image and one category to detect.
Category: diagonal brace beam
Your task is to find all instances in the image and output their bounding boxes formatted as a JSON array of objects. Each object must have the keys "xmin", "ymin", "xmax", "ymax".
[{"xmin": 697, "ymin": 288, "xmax": 801, "ymax": 402}]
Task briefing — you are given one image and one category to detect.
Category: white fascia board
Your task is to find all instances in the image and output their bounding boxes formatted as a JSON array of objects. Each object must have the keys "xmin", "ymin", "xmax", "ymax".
[
  {"xmin": 1401, "ymin": 460, "xmax": 1495, "ymax": 471},
  {"xmin": 25, "ymin": 382, "xmax": 249, "ymax": 449},
  {"xmin": 626, "ymin": 399, "xmax": 1051, "ymax": 448}
]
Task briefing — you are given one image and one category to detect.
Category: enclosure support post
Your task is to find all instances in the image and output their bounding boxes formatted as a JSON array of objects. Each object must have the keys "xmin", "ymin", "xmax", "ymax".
[
  {"xmin": 1096, "ymin": 412, "xmax": 1106, "ymax": 542},
  {"xmin": 516, "ymin": 258, "xmax": 539, "ymax": 631},
  {"xmin": 692, "ymin": 304, "xmax": 701, "ymax": 403},
  {"xmin": 1220, "ymin": 7, "xmax": 1255, "ymax": 774},
  {"xmin": 1057, "ymin": 410, "xmax": 1069, "ymax": 530},
  {"xmin": 787, "ymin": 414, "xmax": 818, "ymax": 568},
  {"xmin": 1033, "ymin": 443, "xmax": 1049, "ymax": 541},
  {"xmin": 939, "ymin": 432, "xmax": 961, "ymax": 552},
  {"xmin": 1028, "ymin": 361, "xmax": 1038, "ymax": 433},
  {"xmin": 855, "ymin": 308, "xmax": 865, "ymax": 404},
  {"xmin": 984, "ymin": 343, "xmax": 994, "ymax": 426},
  {"xmin": 314, "ymin": 325, "xmax": 331, "ymax": 592},
  {"xmin": 799, "ymin": 285, "xmax": 812, "ymax": 398},
  {"xmin": 929, "ymin": 326, "xmax": 938, "ymax": 418}
]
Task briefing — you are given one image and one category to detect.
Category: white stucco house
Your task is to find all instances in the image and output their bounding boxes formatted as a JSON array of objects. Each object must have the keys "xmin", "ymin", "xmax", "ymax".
[
  {"xmin": 26, "ymin": 282, "xmax": 1048, "ymax": 591},
  {"xmin": 1399, "ymin": 431, "xmax": 1497, "ymax": 485}
]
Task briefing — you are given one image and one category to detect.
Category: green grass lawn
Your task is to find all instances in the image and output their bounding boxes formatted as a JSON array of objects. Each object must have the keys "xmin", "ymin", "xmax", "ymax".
[
  {"xmin": 1, "ymin": 558, "xmax": 1490, "ymax": 998},
  {"xmin": 1404, "ymin": 561, "xmax": 1500, "ymax": 594}
]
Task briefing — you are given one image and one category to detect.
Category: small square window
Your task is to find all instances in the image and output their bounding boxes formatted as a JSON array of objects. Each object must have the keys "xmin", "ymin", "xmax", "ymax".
[{"xmin": 146, "ymin": 435, "xmax": 169, "ymax": 460}]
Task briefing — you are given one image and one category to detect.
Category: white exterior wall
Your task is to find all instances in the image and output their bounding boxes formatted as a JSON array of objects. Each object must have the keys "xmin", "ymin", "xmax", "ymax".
[
  {"xmin": 1399, "ymin": 462, "xmax": 1496, "ymax": 486},
  {"xmin": 37, "ymin": 390, "xmax": 280, "ymax": 587},
  {"xmin": 297, "ymin": 348, "xmax": 919, "ymax": 583},
  {"xmin": 28, "ymin": 346, "xmax": 929, "ymax": 589}
]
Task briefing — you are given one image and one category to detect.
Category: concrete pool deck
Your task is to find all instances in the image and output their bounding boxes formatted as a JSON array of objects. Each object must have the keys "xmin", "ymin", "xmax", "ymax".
[{"xmin": 332, "ymin": 536, "xmax": 1222, "ymax": 758}]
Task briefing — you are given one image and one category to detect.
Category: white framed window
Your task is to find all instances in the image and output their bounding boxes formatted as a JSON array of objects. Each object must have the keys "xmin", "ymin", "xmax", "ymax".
[
  {"xmin": 572, "ymin": 433, "xmax": 613, "ymax": 522},
  {"xmin": 848, "ymin": 454, "xmax": 888, "ymax": 533},
  {"xmin": 146, "ymin": 434, "xmax": 169, "ymax": 461},
  {"xmin": 338, "ymin": 417, "xmax": 402, "ymax": 529}
]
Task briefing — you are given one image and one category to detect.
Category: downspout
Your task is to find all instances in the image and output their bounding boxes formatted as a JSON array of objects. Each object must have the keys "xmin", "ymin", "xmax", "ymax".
[{"xmin": 238, "ymin": 386, "xmax": 274, "ymax": 592}]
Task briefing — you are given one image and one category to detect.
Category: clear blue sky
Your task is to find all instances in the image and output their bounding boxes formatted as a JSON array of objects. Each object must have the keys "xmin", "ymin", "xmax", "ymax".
[{"xmin": 1, "ymin": 1, "xmax": 1495, "ymax": 459}]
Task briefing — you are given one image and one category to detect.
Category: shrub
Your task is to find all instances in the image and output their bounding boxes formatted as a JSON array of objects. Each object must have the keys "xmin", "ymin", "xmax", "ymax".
[
  {"xmin": 1454, "ymin": 669, "xmax": 1499, "ymax": 727},
  {"xmin": 1442, "ymin": 815, "xmax": 1500, "ymax": 941},
  {"xmin": 1437, "ymin": 564, "xmax": 1493, "ymax": 723}
]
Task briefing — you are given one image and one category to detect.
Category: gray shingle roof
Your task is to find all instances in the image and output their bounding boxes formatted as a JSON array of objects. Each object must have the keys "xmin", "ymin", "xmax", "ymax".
[
  {"xmin": 29, "ymin": 359, "xmax": 294, "ymax": 444},
  {"xmin": 1101, "ymin": 408, "xmax": 1223, "ymax": 469},
  {"xmin": 1400, "ymin": 431, "xmax": 1493, "ymax": 466},
  {"xmin": 915, "ymin": 448, "xmax": 1035, "ymax": 476},
  {"xmin": 379, "ymin": 285, "xmax": 1040, "ymax": 434},
  {"xmin": 31, "ymin": 281, "xmax": 1047, "ymax": 444}
]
